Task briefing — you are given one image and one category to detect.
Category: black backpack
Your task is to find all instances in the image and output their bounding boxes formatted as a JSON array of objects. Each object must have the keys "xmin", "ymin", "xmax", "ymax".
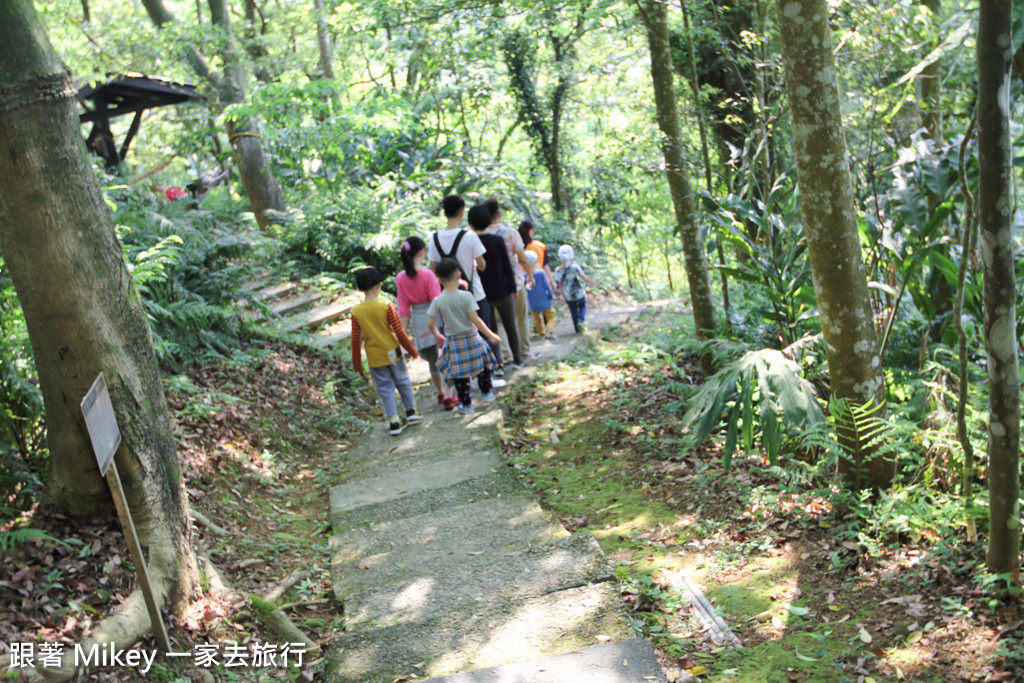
[{"xmin": 433, "ymin": 231, "xmax": 472, "ymax": 288}]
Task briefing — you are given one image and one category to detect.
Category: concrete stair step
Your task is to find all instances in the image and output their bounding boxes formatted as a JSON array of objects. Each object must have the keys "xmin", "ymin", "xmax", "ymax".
[
  {"xmin": 269, "ymin": 290, "xmax": 324, "ymax": 316},
  {"xmin": 351, "ymin": 407, "xmax": 503, "ymax": 461},
  {"xmin": 330, "ymin": 495, "xmax": 568, "ymax": 599},
  {"xmin": 420, "ymin": 638, "xmax": 667, "ymax": 683},
  {"xmin": 311, "ymin": 326, "xmax": 352, "ymax": 349},
  {"xmin": 324, "ymin": 581, "xmax": 635, "ymax": 683},
  {"xmin": 341, "ymin": 432, "xmax": 503, "ymax": 483},
  {"xmin": 340, "ymin": 532, "xmax": 615, "ymax": 633},
  {"xmin": 329, "ymin": 450, "xmax": 507, "ymax": 523},
  {"xmin": 331, "ymin": 466, "xmax": 532, "ymax": 531},
  {"xmin": 252, "ymin": 281, "xmax": 297, "ymax": 300},
  {"xmin": 283, "ymin": 296, "xmax": 360, "ymax": 332}
]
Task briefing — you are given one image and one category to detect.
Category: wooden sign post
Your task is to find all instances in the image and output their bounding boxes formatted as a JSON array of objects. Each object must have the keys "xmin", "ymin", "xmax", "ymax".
[{"xmin": 81, "ymin": 373, "xmax": 171, "ymax": 653}]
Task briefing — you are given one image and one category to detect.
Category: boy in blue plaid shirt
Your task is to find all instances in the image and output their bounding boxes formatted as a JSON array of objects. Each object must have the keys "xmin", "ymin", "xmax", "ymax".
[{"xmin": 428, "ymin": 258, "xmax": 501, "ymax": 414}]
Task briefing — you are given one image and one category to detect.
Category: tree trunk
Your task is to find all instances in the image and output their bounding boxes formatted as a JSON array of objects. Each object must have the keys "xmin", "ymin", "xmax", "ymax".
[
  {"xmin": 977, "ymin": 0, "xmax": 1020, "ymax": 579},
  {"xmin": 207, "ymin": 0, "xmax": 285, "ymax": 227},
  {"xmin": 313, "ymin": 0, "xmax": 335, "ymax": 80},
  {"xmin": 140, "ymin": 0, "xmax": 173, "ymax": 26},
  {"xmin": 638, "ymin": 0, "xmax": 717, "ymax": 371},
  {"xmin": 0, "ymin": 0, "xmax": 199, "ymax": 610},
  {"xmin": 140, "ymin": 0, "xmax": 286, "ymax": 229},
  {"xmin": 921, "ymin": 0, "xmax": 953, "ymax": 341},
  {"xmin": 681, "ymin": 0, "xmax": 730, "ymax": 324},
  {"xmin": 775, "ymin": 0, "xmax": 891, "ymax": 489}
]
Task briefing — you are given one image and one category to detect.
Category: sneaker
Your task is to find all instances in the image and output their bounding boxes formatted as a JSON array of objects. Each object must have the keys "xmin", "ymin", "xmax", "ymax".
[
  {"xmin": 405, "ymin": 408, "xmax": 423, "ymax": 423},
  {"xmin": 546, "ymin": 333, "xmax": 557, "ymax": 341},
  {"xmin": 527, "ymin": 351, "xmax": 541, "ymax": 360},
  {"xmin": 389, "ymin": 420, "xmax": 406, "ymax": 436},
  {"xmin": 457, "ymin": 403, "xmax": 475, "ymax": 415},
  {"xmin": 493, "ymin": 366, "xmax": 505, "ymax": 378},
  {"xmin": 491, "ymin": 378, "xmax": 508, "ymax": 389},
  {"xmin": 480, "ymin": 391, "xmax": 496, "ymax": 402},
  {"xmin": 513, "ymin": 363, "xmax": 527, "ymax": 370},
  {"xmin": 443, "ymin": 397, "xmax": 460, "ymax": 411}
]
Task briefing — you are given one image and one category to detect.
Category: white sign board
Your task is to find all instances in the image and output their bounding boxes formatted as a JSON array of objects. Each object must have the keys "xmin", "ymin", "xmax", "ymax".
[{"xmin": 80, "ymin": 373, "xmax": 121, "ymax": 476}]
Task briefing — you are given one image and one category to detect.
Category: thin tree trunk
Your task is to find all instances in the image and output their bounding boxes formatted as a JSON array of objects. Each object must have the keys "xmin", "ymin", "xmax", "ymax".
[
  {"xmin": 977, "ymin": 0, "xmax": 1020, "ymax": 580},
  {"xmin": 140, "ymin": 0, "xmax": 286, "ymax": 229},
  {"xmin": 0, "ymin": 0, "xmax": 199, "ymax": 610},
  {"xmin": 313, "ymin": 0, "xmax": 335, "ymax": 80},
  {"xmin": 954, "ymin": 107, "xmax": 977, "ymax": 542},
  {"xmin": 638, "ymin": 0, "xmax": 717, "ymax": 372},
  {"xmin": 207, "ymin": 0, "xmax": 285, "ymax": 227},
  {"xmin": 921, "ymin": 0, "xmax": 953, "ymax": 340},
  {"xmin": 681, "ymin": 0, "xmax": 730, "ymax": 323},
  {"xmin": 776, "ymin": 0, "xmax": 890, "ymax": 489}
]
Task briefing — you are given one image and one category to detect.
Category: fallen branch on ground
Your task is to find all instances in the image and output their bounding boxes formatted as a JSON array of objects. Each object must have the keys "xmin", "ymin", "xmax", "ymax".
[{"xmin": 191, "ymin": 509, "xmax": 228, "ymax": 536}]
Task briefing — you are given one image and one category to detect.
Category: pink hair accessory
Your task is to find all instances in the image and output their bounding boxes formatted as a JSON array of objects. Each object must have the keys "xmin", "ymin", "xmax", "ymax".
[{"xmin": 401, "ymin": 241, "xmax": 410, "ymax": 251}]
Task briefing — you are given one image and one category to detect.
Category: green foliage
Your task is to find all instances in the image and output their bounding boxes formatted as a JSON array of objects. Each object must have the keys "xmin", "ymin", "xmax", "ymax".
[
  {"xmin": 703, "ymin": 180, "xmax": 816, "ymax": 346},
  {"xmin": 0, "ymin": 259, "xmax": 46, "ymax": 525},
  {"xmin": 681, "ymin": 347, "xmax": 824, "ymax": 468},
  {"xmin": 0, "ymin": 527, "xmax": 58, "ymax": 551},
  {"xmin": 113, "ymin": 196, "xmax": 261, "ymax": 365}
]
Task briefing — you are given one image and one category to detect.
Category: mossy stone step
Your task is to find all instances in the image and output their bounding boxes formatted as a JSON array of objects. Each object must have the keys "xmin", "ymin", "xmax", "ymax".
[
  {"xmin": 329, "ymin": 497, "xmax": 569, "ymax": 600},
  {"xmin": 340, "ymin": 532, "xmax": 614, "ymax": 632},
  {"xmin": 324, "ymin": 581, "xmax": 635, "ymax": 683}
]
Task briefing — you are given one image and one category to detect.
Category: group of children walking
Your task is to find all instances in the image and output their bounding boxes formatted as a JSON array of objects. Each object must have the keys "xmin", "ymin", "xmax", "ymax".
[{"xmin": 349, "ymin": 195, "xmax": 596, "ymax": 435}]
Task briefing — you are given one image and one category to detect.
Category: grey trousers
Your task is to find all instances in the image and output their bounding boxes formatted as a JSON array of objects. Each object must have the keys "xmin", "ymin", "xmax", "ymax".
[{"xmin": 370, "ymin": 357, "xmax": 416, "ymax": 420}]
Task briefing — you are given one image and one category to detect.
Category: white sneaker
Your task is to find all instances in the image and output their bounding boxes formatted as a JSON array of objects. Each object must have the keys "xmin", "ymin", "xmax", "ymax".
[
  {"xmin": 480, "ymin": 392, "xmax": 497, "ymax": 402},
  {"xmin": 491, "ymin": 378, "xmax": 508, "ymax": 388}
]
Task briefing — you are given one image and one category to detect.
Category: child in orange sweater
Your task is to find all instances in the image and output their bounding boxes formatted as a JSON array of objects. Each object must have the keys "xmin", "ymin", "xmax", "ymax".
[{"xmin": 350, "ymin": 267, "xmax": 422, "ymax": 435}]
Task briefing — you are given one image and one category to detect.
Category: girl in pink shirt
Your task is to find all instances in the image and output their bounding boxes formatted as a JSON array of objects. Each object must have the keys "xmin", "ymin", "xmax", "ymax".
[{"xmin": 397, "ymin": 236, "xmax": 458, "ymax": 410}]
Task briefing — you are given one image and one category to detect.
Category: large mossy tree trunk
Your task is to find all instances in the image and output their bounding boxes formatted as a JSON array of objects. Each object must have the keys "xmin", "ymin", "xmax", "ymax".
[
  {"xmin": 775, "ymin": 0, "xmax": 891, "ymax": 489},
  {"xmin": 977, "ymin": 0, "xmax": 1020, "ymax": 580},
  {"xmin": 0, "ymin": 0, "xmax": 199, "ymax": 610},
  {"xmin": 638, "ymin": 0, "xmax": 717, "ymax": 370}
]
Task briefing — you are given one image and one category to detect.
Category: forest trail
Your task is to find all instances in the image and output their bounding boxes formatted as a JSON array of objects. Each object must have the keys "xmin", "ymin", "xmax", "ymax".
[{"xmin": 323, "ymin": 301, "xmax": 675, "ymax": 682}]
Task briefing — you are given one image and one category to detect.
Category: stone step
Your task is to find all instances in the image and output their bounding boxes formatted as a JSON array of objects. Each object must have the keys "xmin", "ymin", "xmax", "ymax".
[
  {"xmin": 332, "ymin": 466, "xmax": 532, "ymax": 531},
  {"xmin": 330, "ymin": 495, "xmax": 568, "ymax": 599},
  {"xmin": 252, "ymin": 281, "xmax": 297, "ymax": 300},
  {"xmin": 420, "ymin": 638, "xmax": 667, "ymax": 683},
  {"xmin": 324, "ymin": 582, "xmax": 635, "ymax": 683},
  {"xmin": 351, "ymin": 406, "xmax": 503, "ymax": 461},
  {"xmin": 341, "ymin": 431, "xmax": 503, "ymax": 483},
  {"xmin": 329, "ymin": 449, "xmax": 507, "ymax": 524},
  {"xmin": 340, "ymin": 532, "xmax": 615, "ymax": 633},
  {"xmin": 269, "ymin": 290, "xmax": 324, "ymax": 316},
  {"xmin": 311, "ymin": 327, "xmax": 352, "ymax": 349},
  {"xmin": 283, "ymin": 296, "xmax": 360, "ymax": 332}
]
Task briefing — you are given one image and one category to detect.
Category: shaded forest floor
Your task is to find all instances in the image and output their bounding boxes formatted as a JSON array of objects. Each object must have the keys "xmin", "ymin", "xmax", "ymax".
[
  {"xmin": 4, "ymin": 304, "xmax": 1024, "ymax": 682},
  {"xmin": 2, "ymin": 338, "xmax": 375, "ymax": 681},
  {"xmin": 502, "ymin": 305, "xmax": 1024, "ymax": 683}
]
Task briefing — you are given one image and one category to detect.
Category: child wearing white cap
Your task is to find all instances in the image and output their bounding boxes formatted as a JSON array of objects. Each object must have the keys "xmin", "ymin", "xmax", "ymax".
[
  {"xmin": 525, "ymin": 250, "xmax": 557, "ymax": 340},
  {"xmin": 553, "ymin": 245, "xmax": 597, "ymax": 334}
]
